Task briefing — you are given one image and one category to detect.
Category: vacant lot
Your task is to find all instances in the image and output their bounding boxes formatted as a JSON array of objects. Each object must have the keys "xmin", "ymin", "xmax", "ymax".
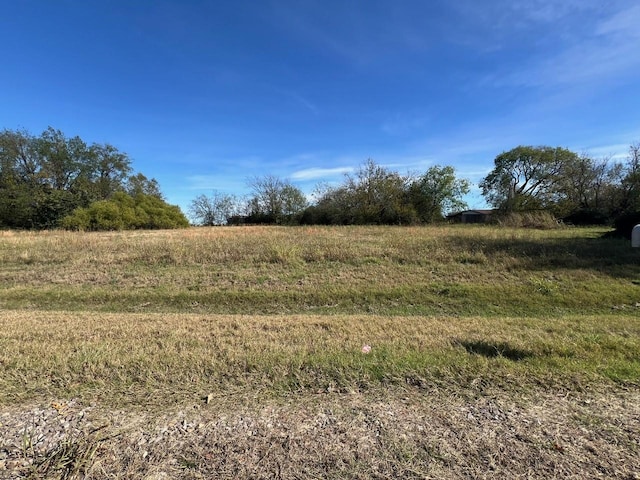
[{"xmin": 0, "ymin": 226, "xmax": 638, "ymax": 478}]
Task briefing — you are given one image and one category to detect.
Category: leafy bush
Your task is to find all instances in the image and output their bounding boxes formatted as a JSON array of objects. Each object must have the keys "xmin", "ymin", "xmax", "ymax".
[{"xmin": 62, "ymin": 192, "xmax": 189, "ymax": 231}]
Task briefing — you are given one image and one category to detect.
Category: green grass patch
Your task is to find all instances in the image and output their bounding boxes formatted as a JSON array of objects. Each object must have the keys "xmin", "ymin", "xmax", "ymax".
[
  {"xmin": 1, "ymin": 311, "xmax": 638, "ymax": 408},
  {"xmin": 1, "ymin": 226, "xmax": 638, "ymax": 317}
]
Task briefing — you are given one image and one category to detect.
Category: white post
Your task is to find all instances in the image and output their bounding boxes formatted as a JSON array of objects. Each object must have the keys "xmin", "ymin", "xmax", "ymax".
[{"xmin": 632, "ymin": 225, "xmax": 640, "ymax": 248}]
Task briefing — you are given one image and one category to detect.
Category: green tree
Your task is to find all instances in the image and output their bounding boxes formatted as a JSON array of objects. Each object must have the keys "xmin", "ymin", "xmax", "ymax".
[
  {"xmin": 480, "ymin": 146, "xmax": 579, "ymax": 213},
  {"xmin": 610, "ymin": 142, "xmax": 640, "ymax": 237},
  {"xmin": 125, "ymin": 173, "xmax": 163, "ymax": 199},
  {"xmin": 619, "ymin": 143, "xmax": 640, "ymax": 213},
  {"xmin": 88, "ymin": 143, "xmax": 132, "ymax": 200},
  {"xmin": 303, "ymin": 184, "xmax": 352, "ymax": 224},
  {"xmin": 62, "ymin": 192, "xmax": 188, "ymax": 231},
  {"xmin": 0, "ymin": 129, "xmax": 43, "ymax": 227},
  {"xmin": 407, "ymin": 165, "xmax": 470, "ymax": 222},
  {"xmin": 36, "ymin": 127, "xmax": 89, "ymax": 191},
  {"xmin": 134, "ymin": 194, "xmax": 189, "ymax": 229},
  {"xmin": 323, "ymin": 159, "xmax": 412, "ymax": 224},
  {"xmin": 0, "ymin": 127, "xmax": 162, "ymax": 229},
  {"xmin": 0, "ymin": 129, "xmax": 40, "ymax": 183},
  {"xmin": 553, "ymin": 154, "xmax": 619, "ymax": 223},
  {"xmin": 347, "ymin": 159, "xmax": 408, "ymax": 224},
  {"xmin": 307, "ymin": 160, "xmax": 419, "ymax": 225}
]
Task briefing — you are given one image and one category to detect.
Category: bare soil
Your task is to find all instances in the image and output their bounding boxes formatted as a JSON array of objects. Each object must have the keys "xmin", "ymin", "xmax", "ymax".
[{"xmin": 1, "ymin": 386, "xmax": 638, "ymax": 479}]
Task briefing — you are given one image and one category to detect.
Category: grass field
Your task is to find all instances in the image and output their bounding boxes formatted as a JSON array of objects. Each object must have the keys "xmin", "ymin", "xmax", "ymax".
[{"xmin": 0, "ymin": 225, "xmax": 639, "ymax": 478}]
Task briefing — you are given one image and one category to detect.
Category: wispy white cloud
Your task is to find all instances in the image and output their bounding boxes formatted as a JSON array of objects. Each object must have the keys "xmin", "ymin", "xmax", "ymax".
[
  {"xmin": 271, "ymin": 89, "xmax": 319, "ymax": 115},
  {"xmin": 448, "ymin": 0, "xmax": 601, "ymax": 38},
  {"xmin": 488, "ymin": 3, "xmax": 640, "ymax": 88},
  {"xmin": 289, "ymin": 92, "xmax": 319, "ymax": 115},
  {"xmin": 267, "ymin": 1, "xmax": 433, "ymax": 67},
  {"xmin": 581, "ymin": 143, "xmax": 633, "ymax": 161},
  {"xmin": 377, "ymin": 157, "xmax": 434, "ymax": 173},
  {"xmin": 287, "ymin": 152, "xmax": 436, "ymax": 184},
  {"xmin": 184, "ymin": 174, "xmax": 247, "ymax": 192},
  {"xmin": 500, "ymin": 0, "xmax": 600, "ymax": 24},
  {"xmin": 595, "ymin": 4, "xmax": 640, "ymax": 36},
  {"xmin": 291, "ymin": 166, "xmax": 354, "ymax": 181}
]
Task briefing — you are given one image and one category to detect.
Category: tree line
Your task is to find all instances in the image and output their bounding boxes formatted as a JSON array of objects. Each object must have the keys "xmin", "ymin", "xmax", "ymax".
[
  {"xmin": 0, "ymin": 128, "xmax": 188, "ymax": 230},
  {"xmin": 191, "ymin": 144, "xmax": 640, "ymax": 237},
  {"xmin": 190, "ymin": 160, "xmax": 470, "ymax": 226},
  {"xmin": 2, "ymin": 127, "xmax": 638, "ymax": 235},
  {"xmin": 480, "ymin": 144, "xmax": 640, "ymax": 236}
]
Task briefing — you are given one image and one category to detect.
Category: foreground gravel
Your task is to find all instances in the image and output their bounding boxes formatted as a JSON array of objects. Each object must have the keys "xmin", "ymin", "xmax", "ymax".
[{"xmin": 1, "ymin": 387, "xmax": 639, "ymax": 479}]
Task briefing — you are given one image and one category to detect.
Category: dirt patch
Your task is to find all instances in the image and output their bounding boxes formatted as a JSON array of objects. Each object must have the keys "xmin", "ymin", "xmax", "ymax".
[{"xmin": 1, "ymin": 386, "xmax": 638, "ymax": 479}]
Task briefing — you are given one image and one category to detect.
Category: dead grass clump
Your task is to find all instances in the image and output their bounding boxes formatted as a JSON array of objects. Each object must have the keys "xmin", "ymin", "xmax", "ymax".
[
  {"xmin": 497, "ymin": 211, "xmax": 563, "ymax": 229},
  {"xmin": 1, "ymin": 388, "xmax": 638, "ymax": 479},
  {"xmin": 33, "ymin": 435, "xmax": 99, "ymax": 479}
]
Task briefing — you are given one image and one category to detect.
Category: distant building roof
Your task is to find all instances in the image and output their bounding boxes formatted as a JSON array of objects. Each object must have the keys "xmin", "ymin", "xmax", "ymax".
[
  {"xmin": 446, "ymin": 209, "xmax": 497, "ymax": 224},
  {"xmin": 447, "ymin": 209, "xmax": 495, "ymax": 218}
]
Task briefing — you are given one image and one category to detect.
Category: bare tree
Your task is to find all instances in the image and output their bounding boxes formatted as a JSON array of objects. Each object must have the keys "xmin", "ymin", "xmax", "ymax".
[
  {"xmin": 247, "ymin": 175, "xmax": 307, "ymax": 224},
  {"xmin": 189, "ymin": 191, "xmax": 242, "ymax": 226}
]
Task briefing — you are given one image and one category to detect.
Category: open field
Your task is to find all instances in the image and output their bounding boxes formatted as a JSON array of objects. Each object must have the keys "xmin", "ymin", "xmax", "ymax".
[
  {"xmin": 1, "ymin": 225, "xmax": 639, "ymax": 316},
  {"xmin": 1, "ymin": 225, "xmax": 639, "ymax": 478}
]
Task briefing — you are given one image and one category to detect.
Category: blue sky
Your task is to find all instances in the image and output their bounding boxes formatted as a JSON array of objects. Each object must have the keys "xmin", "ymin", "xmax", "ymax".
[{"xmin": 2, "ymin": 0, "xmax": 639, "ymax": 215}]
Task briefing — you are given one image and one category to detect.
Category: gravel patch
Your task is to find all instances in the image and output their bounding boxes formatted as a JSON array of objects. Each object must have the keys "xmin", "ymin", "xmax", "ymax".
[{"xmin": 1, "ymin": 388, "xmax": 639, "ymax": 479}]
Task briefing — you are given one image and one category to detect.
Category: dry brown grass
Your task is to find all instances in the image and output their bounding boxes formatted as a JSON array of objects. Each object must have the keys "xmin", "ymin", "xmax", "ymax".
[
  {"xmin": 1, "ymin": 310, "xmax": 638, "ymax": 409},
  {"xmin": 0, "ymin": 226, "xmax": 639, "ymax": 478},
  {"xmin": 2, "ymin": 388, "xmax": 639, "ymax": 479},
  {"xmin": 0, "ymin": 225, "xmax": 638, "ymax": 316}
]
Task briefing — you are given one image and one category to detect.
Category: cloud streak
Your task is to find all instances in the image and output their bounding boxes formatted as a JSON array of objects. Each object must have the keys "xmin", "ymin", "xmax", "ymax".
[
  {"xmin": 184, "ymin": 175, "xmax": 247, "ymax": 192},
  {"xmin": 488, "ymin": 3, "xmax": 640, "ymax": 89},
  {"xmin": 291, "ymin": 166, "xmax": 354, "ymax": 181}
]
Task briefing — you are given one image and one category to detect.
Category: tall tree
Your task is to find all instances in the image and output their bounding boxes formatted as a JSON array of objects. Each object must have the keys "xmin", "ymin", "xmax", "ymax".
[
  {"xmin": 619, "ymin": 143, "xmax": 640, "ymax": 213},
  {"xmin": 553, "ymin": 154, "xmax": 617, "ymax": 222},
  {"xmin": 407, "ymin": 165, "xmax": 470, "ymax": 222},
  {"xmin": 0, "ymin": 129, "xmax": 40, "ymax": 183},
  {"xmin": 247, "ymin": 175, "xmax": 307, "ymax": 224},
  {"xmin": 36, "ymin": 127, "xmax": 89, "ymax": 191},
  {"xmin": 343, "ymin": 159, "xmax": 409, "ymax": 224},
  {"xmin": 189, "ymin": 191, "xmax": 243, "ymax": 226},
  {"xmin": 0, "ymin": 129, "xmax": 45, "ymax": 227},
  {"xmin": 0, "ymin": 127, "xmax": 164, "ymax": 229},
  {"xmin": 89, "ymin": 143, "xmax": 132, "ymax": 200},
  {"xmin": 309, "ymin": 160, "xmax": 450, "ymax": 225},
  {"xmin": 125, "ymin": 173, "xmax": 162, "ymax": 199},
  {"xmin": 480, "ymin": 146, "xmax": 579, "ymax": 213}
]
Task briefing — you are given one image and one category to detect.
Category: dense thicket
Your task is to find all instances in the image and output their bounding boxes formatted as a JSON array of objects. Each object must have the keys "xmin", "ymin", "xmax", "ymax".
[
  {"xmin": 190, "ymin": 144, "xmax": 640, "ymax": 235},
  {"xmin": 11, "ymin": 126, "xmax": 633, "ymax": 233},
  {"xmin": 0, "ymin": 128, "xmax": 188, "ymax": 230},
  {"xmin": 246, "ymin": 175, "xmax": 308, "ymax": 225},
  {"xmin": 190, "ymin": 160, "xmax": 470, "ymax": 226},
  {"xmin": 61, "ymin": 191, "xmax": 189, "ymax": 231},
  {"xmin": 303, "ymin": 161, "xmax": 469, "ymax": 225},
  {"xmin": 480, "ymin": 144, "xmax": 640, "ymax": 235}
]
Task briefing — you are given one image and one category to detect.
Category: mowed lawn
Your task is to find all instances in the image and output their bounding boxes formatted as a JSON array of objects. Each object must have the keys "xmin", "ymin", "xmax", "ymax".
[{"xmin": 0, "ymin": 225, "xmax": 639, "ymax": 479}]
